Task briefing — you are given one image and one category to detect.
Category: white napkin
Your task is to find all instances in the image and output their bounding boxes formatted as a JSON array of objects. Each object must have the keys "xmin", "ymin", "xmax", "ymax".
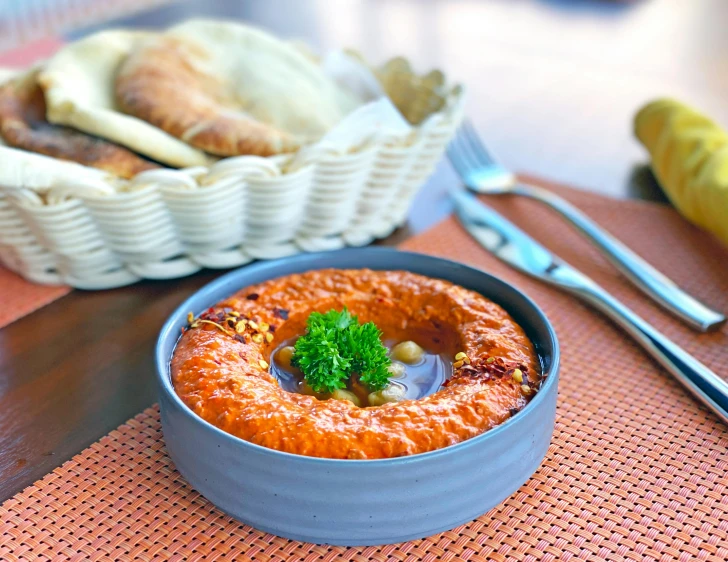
[
  {"xmin": 292, "ymin": 51, "xmax": 412, "ymax": 164},
  {"xmin": 322, "ymin": 50, "xmax": 384, "ymax": 102}
]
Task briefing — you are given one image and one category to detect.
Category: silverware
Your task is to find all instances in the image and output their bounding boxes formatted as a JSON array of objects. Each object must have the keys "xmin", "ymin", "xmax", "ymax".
[
  {"xmin": 447, "ymin": 120, "xmax": 726, "ymax": 333},
  {"xmin": 452, "ymin": 190, "xmax": 728, "ymax": 425}
]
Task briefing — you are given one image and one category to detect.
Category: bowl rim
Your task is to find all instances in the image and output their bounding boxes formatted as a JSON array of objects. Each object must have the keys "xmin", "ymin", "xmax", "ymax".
[{"xmin": 155, "ymin": 247, "xmax": 560, "ymax": 465}]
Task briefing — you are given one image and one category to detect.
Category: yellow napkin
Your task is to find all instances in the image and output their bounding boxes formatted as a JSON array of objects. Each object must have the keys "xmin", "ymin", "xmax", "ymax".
[{"xmin": 634, "ymin": 99, "xmax": 728, "ymax": 246}]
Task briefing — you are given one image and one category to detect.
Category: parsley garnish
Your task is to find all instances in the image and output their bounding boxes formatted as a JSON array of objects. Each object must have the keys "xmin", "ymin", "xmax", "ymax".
[{"xmin": 291, "ymin": 308, "xmax": 391, "ymax": 393}]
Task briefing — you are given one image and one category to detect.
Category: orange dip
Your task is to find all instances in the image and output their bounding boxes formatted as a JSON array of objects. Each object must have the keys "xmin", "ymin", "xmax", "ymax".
[{"xmin": 171, "ymin": 269, "xmax": 539, "ymax": 459}]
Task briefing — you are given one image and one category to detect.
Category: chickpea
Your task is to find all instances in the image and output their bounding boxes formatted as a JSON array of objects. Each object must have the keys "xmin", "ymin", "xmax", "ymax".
[
  {"xmin": 368, "ymin": 383, "xmax": 406, "ymax": 406},
  {"xmin": 391, "ymin": 341, "xmax": 425, "ymax": 365},
  {"xmin": 276, "ymin": 345, "xmax": 296, "ymax": 370},
  {"xmin": 299, "ymin": 380, "xmax": 317, "ymax": 396},
  {"xmin": 299, "ymin": 380, "xmax": 334, "ymax": 400},
  {"xmin": 387, "ymin": 362, "xmax": 406, "ymax": 378},
  {"xmin": 332, "ymin": 388, "xmax": 361, "ymax": 407}
]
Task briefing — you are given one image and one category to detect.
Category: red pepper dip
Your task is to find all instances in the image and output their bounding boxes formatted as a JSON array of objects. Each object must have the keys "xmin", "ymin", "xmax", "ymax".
[{"xmin": 171, "ymin": 269, "xmax": 540, "ymax": 459}]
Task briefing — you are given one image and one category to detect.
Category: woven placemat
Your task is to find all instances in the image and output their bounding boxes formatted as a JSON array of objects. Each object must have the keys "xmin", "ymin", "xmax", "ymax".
[
  {"xmin": 0, "ymin": 268, "xmax": 69, "ymax": 329},
  {"xmin": 1, "ymin": 180, "xmax": 727, "ymax": 561}
]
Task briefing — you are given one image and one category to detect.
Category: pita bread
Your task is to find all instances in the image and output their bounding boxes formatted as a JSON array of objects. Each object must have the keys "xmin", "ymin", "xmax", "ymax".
[
  {"xmin": 0, "ymin": 68, "xmax": 19, "ymax": 87},
  {"xmin": 37, "ymin": 30, "xmax": 212, "ymax": 168},
  {"xmin": 0, "ymin": 68, "xmax": 19, "ymax": 146},
  {"xmin": 0, "ymin": 69, "xmax": 159, "ymax": 179},
  {"xmin": 115, "ymin": 20, "xmax": 361, "ymax": 157},
  {"xmin": 0, "ymin": 144, "xmax": 110, "ymax": 192}
]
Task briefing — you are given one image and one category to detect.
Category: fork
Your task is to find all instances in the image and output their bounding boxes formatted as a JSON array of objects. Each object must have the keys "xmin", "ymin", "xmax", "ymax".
[{"xmin": 447, "ymin": 120, "xmax": 726, "ymax": 333}]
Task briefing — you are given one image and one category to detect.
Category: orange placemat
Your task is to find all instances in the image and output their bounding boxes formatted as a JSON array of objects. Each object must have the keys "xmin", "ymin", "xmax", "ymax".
[
  {"xmin": 0, "ymin": 268, "xmax": 70, "ymax": 329},
  {"xmin": 1, "ymin": 180, "xmax": 728, "ymax": 561}
]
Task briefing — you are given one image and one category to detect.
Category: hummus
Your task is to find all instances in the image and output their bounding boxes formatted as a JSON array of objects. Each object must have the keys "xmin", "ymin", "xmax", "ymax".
[{"xmin": 171, "ymin": 269, "xmax": 540, "ymax": 459}]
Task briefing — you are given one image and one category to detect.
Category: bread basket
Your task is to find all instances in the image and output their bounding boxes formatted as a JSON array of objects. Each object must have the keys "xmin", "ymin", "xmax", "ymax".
[{"xmin": 0, "ymin": 57, "xmax": 463, "ymax": 290}]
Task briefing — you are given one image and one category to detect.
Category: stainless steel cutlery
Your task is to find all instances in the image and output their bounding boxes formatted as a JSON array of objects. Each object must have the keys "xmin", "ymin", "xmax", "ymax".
[
  {"xmin": 447, "ymin": 120, "xmax": 726, "ymax": 333},
  {"xmin": 447, "ymin": 120, "xmax": 727, "ymax": 423}
]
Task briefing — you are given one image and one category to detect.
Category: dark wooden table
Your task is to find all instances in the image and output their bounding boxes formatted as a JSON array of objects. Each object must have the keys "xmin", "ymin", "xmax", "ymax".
[{"xmin": 1, "ymin": 0, "xmax": 727, "ymax": 501}]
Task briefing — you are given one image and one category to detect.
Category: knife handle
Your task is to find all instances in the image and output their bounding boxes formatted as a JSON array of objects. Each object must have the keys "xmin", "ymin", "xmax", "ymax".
[
  {"xmin": 513, "ymin": 182, "xmax": 726, "ymax": 333},
  {"xmin": 549, "ymin": 265, "xmax": 728, "ymax": 424}
]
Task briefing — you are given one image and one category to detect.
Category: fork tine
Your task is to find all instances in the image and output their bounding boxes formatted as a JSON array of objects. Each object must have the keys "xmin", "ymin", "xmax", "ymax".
[
  {"xmin": 448, "ymin": 120, "xmax": 494, "ymax": 178},
  {"xmin": 448, "ymin": 120, "xmax": 516, "ymax": 191},
  {"xmin": 447, "ymin": 128, "xmax": 478, "ymax": 178},
  {"xmin": 461, "ymin": 120, "xmax": 497, "ymax": 167},
  {"xmin": 458, "ymin": 121, "xmax": 490, "ymax": 169},
  {"xmin": 449, "ymin": 121, "xmax": 488, "ymax": 171}
]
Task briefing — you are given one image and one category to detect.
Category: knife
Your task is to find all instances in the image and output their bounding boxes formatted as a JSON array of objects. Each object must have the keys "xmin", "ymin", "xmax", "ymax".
[{"xmin": 452, "ymin": 190, "xmax": 728, "ymax": 425}]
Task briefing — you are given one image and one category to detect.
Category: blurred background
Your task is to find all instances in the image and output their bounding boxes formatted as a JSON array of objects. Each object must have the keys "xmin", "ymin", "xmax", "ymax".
[
  {"xmin": 1, "ymin": 0, "xmax": 727, "ymax": 507},
  {"xmin": 0, "ymin": 0, "xmax": 726, "ymax": 221}
]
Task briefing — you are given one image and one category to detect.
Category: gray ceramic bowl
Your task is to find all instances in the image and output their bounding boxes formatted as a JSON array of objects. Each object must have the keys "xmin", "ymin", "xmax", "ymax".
[{"xmin": 155, "ymin": 248, "xmax": 559, "ymax": 546}]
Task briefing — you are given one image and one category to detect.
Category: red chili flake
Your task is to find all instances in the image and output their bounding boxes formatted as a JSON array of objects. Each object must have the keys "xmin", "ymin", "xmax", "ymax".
[
  {"xmin": 246, "ymin": 293, "xmax": 259, "ymax": 301},
  {"xmin": 459, "ymin": 365, "xmax": 481, "ymax": 377},
  {"xmin": 452, "ymin": 355, "xmax": 527, "ymax": 384},
  {"xmin": 273, "ymin": 307, "xmax": 289, "ymax": 320},
  {"xmin": 269, "ymin": 325, "xmax": 276, "ymax": 333}
]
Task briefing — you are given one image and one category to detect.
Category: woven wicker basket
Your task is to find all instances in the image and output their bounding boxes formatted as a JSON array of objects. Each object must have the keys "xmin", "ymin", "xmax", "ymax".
[{"xmin": 0, "ymin": 57, "xmax": 463, "ymax": 289}]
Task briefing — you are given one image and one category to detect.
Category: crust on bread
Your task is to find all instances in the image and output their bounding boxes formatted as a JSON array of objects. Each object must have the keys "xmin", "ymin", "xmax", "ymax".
[
  {"xmin": 0, "ymin": 70, "xmax": 159, "ymax": 179},
  {"xmin": 37, "ymin": 30, "xmax": 212, "ymax": 168},
  {"xmin": 115, "ymin": 20, "xmax": 361, "ymax": 157},
  {"xmin": 116, "ymin": 37, "xmax": 296, "ymax": 157}
]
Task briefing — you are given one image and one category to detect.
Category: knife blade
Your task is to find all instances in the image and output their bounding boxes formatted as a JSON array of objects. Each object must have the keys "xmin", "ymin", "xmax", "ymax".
[{"xmin": 452, "ymin": 189, "xmax": 564, "ymax": 280}]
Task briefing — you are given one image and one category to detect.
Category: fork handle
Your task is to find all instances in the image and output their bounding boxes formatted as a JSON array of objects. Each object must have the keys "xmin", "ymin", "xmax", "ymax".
[
  {"xmin": 512, "ymin": 182, "xmax": 726, "ymax": 333},
  {"xmin": 548, "ymin": 266, "xmax": 728, "ymax": 424}
]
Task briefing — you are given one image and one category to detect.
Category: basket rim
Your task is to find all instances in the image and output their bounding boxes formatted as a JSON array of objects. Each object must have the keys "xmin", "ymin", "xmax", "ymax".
[{"xmin": 0, "ymin": 65, "xmax": 464, "ymax": 198}]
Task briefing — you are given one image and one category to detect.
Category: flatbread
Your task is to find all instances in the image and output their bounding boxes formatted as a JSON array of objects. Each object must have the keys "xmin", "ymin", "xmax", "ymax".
[
  {"xmin": 0, "ymin": 69, "xmax": 115, "ymax": 193},
  {"xmin": 0, "ymin": 68, "xmax": 19, "ymax": 146},
  {"xmin": 115, "ymin": 20, "xmax": 362, "ymax": 157},
  {"xmin": 0, "ymin": 144, "xmax": 110, "ymax": 192},
  {"xmin": 37, "ymin": 30, "xmax": 212, "ymax": 168},
  {"xmin": 0, "ymin": 68, "xmax": 19, "ymax": 88},
  {"xmin": 0, "ymin": 69, "xmax": 159, "ymax": 179}
]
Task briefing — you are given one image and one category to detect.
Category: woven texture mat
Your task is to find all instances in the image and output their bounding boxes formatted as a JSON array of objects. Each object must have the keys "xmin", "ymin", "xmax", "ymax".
[
  {"xmin": 1, "ymin": 180, "xmax": 728, "ymax": 561},
  {"xmin": 0, "ymin": 268, "xmax": 69, "ymax": 329}
]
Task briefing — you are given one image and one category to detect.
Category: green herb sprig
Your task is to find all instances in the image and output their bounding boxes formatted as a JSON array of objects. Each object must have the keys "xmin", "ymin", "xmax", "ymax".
[{"xmin": 291, "ymin": 308, "xmax": 391, "ymax": 393}]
